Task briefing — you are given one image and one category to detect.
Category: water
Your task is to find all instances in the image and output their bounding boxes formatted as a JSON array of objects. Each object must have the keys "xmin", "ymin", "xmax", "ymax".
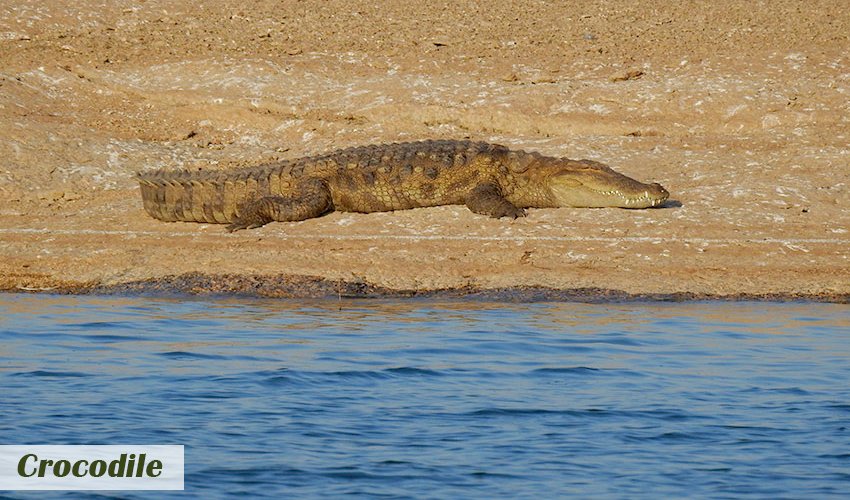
[{"xmin": 1, "ymin": 294, "xmax": 848, "ymax": 499}]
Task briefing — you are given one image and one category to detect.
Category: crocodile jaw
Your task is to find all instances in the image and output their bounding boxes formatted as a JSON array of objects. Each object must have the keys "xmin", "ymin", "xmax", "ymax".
[{"xmin": 549, "ymin": 170, "xmax": 669, "ymax": 208}]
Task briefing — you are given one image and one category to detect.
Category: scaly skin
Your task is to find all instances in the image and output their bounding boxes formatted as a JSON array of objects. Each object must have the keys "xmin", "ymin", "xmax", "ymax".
[{"xmin": 136, "ymin": 139, "xmax": 669, "ymax": 232}]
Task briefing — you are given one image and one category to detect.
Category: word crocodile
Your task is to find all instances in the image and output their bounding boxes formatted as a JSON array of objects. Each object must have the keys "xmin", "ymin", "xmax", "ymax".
[{"xmin": 137, "ymin": 139, "xmax": 669, "ymax": 232}]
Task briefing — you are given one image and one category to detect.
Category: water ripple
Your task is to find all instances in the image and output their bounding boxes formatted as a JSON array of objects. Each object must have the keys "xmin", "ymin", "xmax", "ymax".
[
  {"xmin": 10, "ymin": 370, "xmax": 93, "ymax": 378},
  {"xmin": 1, "ymin": 295, "xmax": 849, "ymax": 499}
]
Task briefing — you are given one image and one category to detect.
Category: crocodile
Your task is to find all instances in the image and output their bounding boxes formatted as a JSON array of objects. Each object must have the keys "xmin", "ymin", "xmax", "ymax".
[{"xmin": 136, "ymin": 139, "xmax": 669, "ymax": 232}]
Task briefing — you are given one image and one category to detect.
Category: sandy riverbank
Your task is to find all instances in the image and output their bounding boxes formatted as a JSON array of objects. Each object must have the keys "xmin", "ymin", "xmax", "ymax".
[{"xmin": 1, "ymin": 0, "xmax": 848, "ymax": 299}]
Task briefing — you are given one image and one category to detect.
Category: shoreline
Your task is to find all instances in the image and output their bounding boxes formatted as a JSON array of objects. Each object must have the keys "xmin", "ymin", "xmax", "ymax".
[{"xmin": 4, "ymin": 273, "xmax": 849, "ymax": 303}]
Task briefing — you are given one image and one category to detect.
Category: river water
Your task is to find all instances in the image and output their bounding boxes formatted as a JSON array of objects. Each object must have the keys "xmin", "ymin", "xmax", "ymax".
[{"xmin": 1, "ymin": 294, "xmax": 848, "ymax": 499}]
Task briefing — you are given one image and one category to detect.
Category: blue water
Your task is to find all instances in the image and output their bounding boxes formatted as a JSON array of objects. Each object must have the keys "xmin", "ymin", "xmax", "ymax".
[{"xmin": 1, "ymin": 294, "xmax": 848, "ymax": 499}]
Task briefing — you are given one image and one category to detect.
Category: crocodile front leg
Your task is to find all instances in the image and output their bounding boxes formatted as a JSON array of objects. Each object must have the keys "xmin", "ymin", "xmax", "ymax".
[
  {"xmin": 227, "ymin": 179, "xmax": 334, "ymax": 232},
  {"xmin": 464, "ymin": 181, "xmax": 526, "ymax": 219}
]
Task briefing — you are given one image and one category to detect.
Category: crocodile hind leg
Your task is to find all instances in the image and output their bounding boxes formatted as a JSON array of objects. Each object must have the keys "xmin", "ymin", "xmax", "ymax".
[
  {"xmin": 227, "ymin": 179, "xmax": 334, "ymax": 232},
  {"xmin": 465, "ymin": 181, "xmax": 526, "ymax": 219}
]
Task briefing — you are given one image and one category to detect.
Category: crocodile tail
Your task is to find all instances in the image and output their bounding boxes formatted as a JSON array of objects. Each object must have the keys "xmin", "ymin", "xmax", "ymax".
[{"xmin": 135, "ymin": 169, "xmax": 255, "ymax": 224}]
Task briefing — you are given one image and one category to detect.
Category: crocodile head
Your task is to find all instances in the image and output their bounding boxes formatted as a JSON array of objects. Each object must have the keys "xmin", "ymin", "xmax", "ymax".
[{"xmin": 548, "ymin": 160, "xmax": 669, "ymax": 208}]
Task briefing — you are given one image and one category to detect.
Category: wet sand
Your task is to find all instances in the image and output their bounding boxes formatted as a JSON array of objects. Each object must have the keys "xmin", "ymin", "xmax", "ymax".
[{"xmin": 1, "ymin": 0, "xmax": 848, "ymax": 300}]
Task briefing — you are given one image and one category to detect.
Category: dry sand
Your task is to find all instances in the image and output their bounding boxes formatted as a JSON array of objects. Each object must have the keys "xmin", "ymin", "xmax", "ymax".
[{"xmin": 1, "ymin": 0, "xmax": 848, "ymax": 299}]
